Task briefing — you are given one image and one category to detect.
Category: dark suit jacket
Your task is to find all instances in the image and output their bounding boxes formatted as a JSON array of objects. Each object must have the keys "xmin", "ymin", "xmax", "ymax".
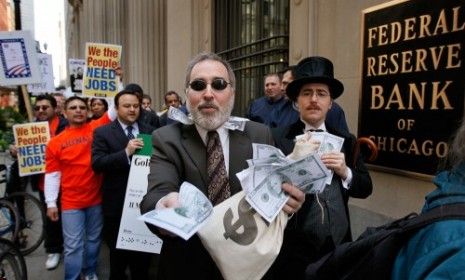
[
  {"xmin": 140, "ymin": 121, "xmax": 274, "ymax": 280},
  {"xmin": 268, "ymin": 120, "xmax": 373, "ymax": 279},
  {"xmin": 92, "ymin": 120, "xmax": 153, "ymax": 218}
]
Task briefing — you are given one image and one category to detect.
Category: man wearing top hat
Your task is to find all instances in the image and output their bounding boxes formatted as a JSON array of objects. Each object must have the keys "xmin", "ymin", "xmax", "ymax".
[{"xmin": 266, "ymin": 56, "xmax": 373, "ymax": 279}]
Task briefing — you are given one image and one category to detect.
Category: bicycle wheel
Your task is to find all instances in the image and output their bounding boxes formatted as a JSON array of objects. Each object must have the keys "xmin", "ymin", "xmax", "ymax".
[
  {"xmin": 8, "ymin": 192, "xmax": 45, "ymax": 255},
  {"xmin": 0, "ymin": 238, "xmax": 27, "ymax": 280},
  {"xmin": 0, "ymin": 201, "xmax": 19, "ymax": 244}
]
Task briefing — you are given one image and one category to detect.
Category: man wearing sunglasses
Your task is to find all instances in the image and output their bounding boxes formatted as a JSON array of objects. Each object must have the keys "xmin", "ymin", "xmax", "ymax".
[
  {"xmin": 247, "ymin": 73, "xmax": 287, "ymax": 127},
  {"xmin": 44, "ymin": 96, "xmax": 117, "ymax": 280},
  {"xmin": 141, "ymin": 52, "xmax": 305, "ymax": 279},
  {"xmin": 9, "ymin": 94, "xmax": 68, "ymax": 270}
]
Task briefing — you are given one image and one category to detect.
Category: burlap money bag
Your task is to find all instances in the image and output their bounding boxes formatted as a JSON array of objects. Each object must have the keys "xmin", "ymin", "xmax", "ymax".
[{"xmin": 197, "ymin": 191, "xmax": 288, "ymax": 280}]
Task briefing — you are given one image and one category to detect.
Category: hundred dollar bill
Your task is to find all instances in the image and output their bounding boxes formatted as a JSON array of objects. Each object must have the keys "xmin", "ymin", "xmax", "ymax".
[
  {"xmin": 138, "ymin": 182, "xmax": 213, "ymax": 240},
  {"xmin": 167, "ymin": 106, "xmax": 194, "ymax": 125},
  {"xmin": 252, "ymin": 143, "xmax": 286, "ymax": 160},
  {"xmin": 246, "ymin": 156, "xmax": 291, "ymax": 168},
  {"xmin": 224, "ymin": 116, "xmax": 248, "ymax": 131},
  {"xmin": 318, "ymin": 132, "xmax": 344, "ymax": 185},
  {"xmin": 246, "ymin": 154, "xmax": 329, "ymax": 222},
  {"xmin": 236, "ymin": 164, "xmax": 279, "ymax": 193}
]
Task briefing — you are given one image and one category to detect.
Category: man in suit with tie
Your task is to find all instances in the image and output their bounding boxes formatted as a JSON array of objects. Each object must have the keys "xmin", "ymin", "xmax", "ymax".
[
  {"xmin": 268, "ymin": 56, "xmax": 373, "ymax": 279},
  {"xmin": 92, "ymin": 90, "xmax": 154, "ymax": 280},
  {"xmin": 140, "ymin": 52, "xmax": 305, "ymax": 279}
]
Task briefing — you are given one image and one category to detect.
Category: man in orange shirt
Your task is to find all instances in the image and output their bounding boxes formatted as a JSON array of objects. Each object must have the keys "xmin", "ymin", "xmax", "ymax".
[{"xmin": 45, "ymin": 96, "xmax": 116, "ymax": 280}]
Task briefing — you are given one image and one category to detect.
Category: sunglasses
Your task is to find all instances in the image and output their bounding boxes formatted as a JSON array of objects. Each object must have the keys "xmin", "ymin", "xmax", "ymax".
[
  {"xmin": 34, "ymin": 105, "xmax": 50, "ymax": 111},
  {"xmin": 189, "ymin": 78, "xmax": 231, "ymax": 92},
  {"xmin": 67, "ymin": 105, "xmax": 87, "ymax": 110}
]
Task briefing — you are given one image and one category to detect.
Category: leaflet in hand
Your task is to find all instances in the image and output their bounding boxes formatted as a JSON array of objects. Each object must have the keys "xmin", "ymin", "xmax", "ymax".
[{"xmin": 138, "ymin": 182, "xmax": 213, "ymax": 240}]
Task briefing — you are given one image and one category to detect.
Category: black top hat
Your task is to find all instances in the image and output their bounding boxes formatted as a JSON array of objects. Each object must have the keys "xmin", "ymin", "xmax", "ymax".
[{"xmin": 286, "ymin": 56, "xmax": 344, "ymax": 101}]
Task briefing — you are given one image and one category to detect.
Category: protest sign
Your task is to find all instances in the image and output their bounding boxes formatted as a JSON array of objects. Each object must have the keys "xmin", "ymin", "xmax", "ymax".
[
  {"xmin": 28, "ymin": 53, "xmax": 55, "ymax": 95},
  {"xmin": 69, "ymin": 58, "xmax": 85, "ymax": 94},
  {"xmin": 0, "ymin": 30, "xmax": 40, "ymax": 86},
  {"xmin": 117, "ymin": 134, "xmax": 162, "ymax": 254},
  {"xmin": 13, "ymin": 122, "xmax": 50, "ymax": 177},
  {"xmin": 83, "ymin": 43, "xmax": 121, "ymax": 99}
]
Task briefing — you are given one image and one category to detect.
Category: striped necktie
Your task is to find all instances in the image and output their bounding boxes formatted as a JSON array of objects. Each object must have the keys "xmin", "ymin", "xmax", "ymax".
[
  {"xmin": 127, "ymin": 125, "xmax": 135, "ymax": 139},
  {"xmin": 206, "ymin": 130, "xmax": 231, "ymax": 205}
]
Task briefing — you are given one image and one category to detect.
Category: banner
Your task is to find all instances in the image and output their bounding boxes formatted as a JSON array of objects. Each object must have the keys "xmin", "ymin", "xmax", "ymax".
[
  {"xmin": 13, "ymin": 122, "xmax": 50, "ymax": 177},
  {"xmin": 83, "ymin": 42, "xmax": 121, "ymax": 99},
  {"xmin": 359, "ymin": 0, "xmax": 465, "ymax": 178},
  {"xmin": 69, "ymin": 58, "xmax": 85, "ymax": 94},
  {"xmin": 28, "ymin": 53, "xmax": 55, "ymax": 95},
  {"xmin": 0, "ymin": 31, "xmax": 40, "ymax": 86},
  {"xmin": 117, "ymin": 134, "xmax": 163, "ymax": 253}
]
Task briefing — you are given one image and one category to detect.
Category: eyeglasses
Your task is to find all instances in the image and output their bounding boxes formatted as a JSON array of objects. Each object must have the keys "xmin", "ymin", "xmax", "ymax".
[
  {"xmin": 189, "ymin": 78, "xmax": 231, "ymax": 92},
  {"xmin": 34, "ymin": 105, "xmax": 50, "ymax": 111},
  {"xmin": 67, "ymin": 105, "xmax": 87, "ymax": 110},
  {"xmin": 299, "ymin": 89, "xmax": 330, "ymax": 99}
]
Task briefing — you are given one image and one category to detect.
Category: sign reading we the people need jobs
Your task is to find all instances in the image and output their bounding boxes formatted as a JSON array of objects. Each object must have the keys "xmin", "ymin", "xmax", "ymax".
[
  {"xmin": 13, "ymin": 122, "xmax": 50, "ymax": 177},
  {"xmin": 359, "ymin": 0, "xmax": 465, "ymax": 178},
  {"xmin": 83, "ymin": 42, "xmax": 121, "ymax": 98}
]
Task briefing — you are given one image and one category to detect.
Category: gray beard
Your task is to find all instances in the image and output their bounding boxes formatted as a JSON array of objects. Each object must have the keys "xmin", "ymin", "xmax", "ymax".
[{"xmin": 187, "ymin": 95, "xmax": 234, "ymax": 131}]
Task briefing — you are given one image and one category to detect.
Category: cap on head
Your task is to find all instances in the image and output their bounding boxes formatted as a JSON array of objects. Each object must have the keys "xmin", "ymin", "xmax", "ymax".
[{"xmin": 286, "ymin": 56, "xmax": 344, "ymax": 101}]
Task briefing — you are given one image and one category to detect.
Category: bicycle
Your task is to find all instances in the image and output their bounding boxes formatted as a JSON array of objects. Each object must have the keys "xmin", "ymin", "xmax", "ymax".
[
  {"xmin": 0, "ymin": 161, "xmax": 46, "ymax": 256},
  {"xmin": 0, "ymin": 238, "xmax": 27, "ymax": 280}
]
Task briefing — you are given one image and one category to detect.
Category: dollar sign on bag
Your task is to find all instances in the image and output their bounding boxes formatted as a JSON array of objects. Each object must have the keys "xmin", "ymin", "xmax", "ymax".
[{"xmin": 223, "ymin": 196, "xmax": 258, "ymax": 245}]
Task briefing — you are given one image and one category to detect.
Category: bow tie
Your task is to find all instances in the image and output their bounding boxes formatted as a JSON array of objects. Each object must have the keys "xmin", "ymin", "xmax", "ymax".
[{"xmin": 307, "ymin": 129, "xmax": 324, "ymax": 132}]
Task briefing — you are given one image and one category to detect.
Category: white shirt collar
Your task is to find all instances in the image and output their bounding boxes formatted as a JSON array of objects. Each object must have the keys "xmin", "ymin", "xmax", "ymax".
[
  {"xmin": 118, "ymin": 119, "xmax": 139, "ymax": 134},
  {"xmin": 302, "ymin": 120, "xmax": 326, "ymax": 132},
  {"xmin": 195, "ymin": 124, "xmax": 229, "ymax": 146}
]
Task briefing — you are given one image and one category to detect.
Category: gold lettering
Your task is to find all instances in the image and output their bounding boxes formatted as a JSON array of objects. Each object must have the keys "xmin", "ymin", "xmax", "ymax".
[
  {"xmin": 431, "ymin": 81, "xmax": 453, "ymax": 110},
  {"xmin": 368, "ymin": 27, "xmax": 377, "ymax": 48},
  {"xmin": 390, "ymin": 22, "xmax": 402, "ymax": 43},
  {"xmin": 419, "ymin": 15, "xmax": 432, "ymax": 38},
  {"xmin": 367, "ymin": 57, "xmax": 376, "ymax": 76},
  {"xmin": 452, "ymin": 6, "xmax": 465, "ymax": 32},
  {"xmin": 436, "ymin": 142, "xmax": 448, "ymax": 158},
  {"xmin": 385, "ymin": 84, "xmax": 405, "ymax": 110},
  {"xmin": 415, "ymin": 49, "xmax": 427, "ymax": 72},
  {"xmin": 404, "ymin": 18, "xmax": 416, "ymax": 40},
  {"xmin": 446, "ymin": 43, "xmax": 461, "ymax": 69},
  {"xmin": 408, "ymin": 82, "xmax": 426, "ymax": 110},
  {"xmin": 378, "ymin": 54, "xmax": 388, "ymax": 75},
  {"xmin": 407, "ymin": 140, "xmax": 421, "ymax": 155},
  {"xmin": 430, "ymin": 45, "xmax": 445, "ymax": 69},
  {"xmin": 370, "ymin": 85, "xmax": 384, "ymax": 109},
  {"xmin": 422, "ymin": 140, "xmax": 433, "ymax": 156},
  {"xmin": 433, "ymin": 9, "xmax": 449, "ymax": 35},
  {"xmin": 400, "ymin": 51, "xmax": 413, "ymax": 73},
  {"xmin": 389, "ymin": 53, "xmax": 399, "ymax": 74},
  {"xmin": 379, "ymin": 24, "xmax": 389, "ymax": 46},
  {"xmin": 397, "ymin": 138, "xmax": 407, "ymax": 153}
]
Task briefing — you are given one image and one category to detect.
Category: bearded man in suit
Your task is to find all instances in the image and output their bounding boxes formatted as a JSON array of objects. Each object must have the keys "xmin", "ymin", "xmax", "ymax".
[{"xmin": 140, "ymin": 52, "xmax": 305, "ymax": 280}]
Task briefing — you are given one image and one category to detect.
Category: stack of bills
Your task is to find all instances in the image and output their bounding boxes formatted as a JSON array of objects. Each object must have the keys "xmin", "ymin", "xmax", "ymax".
[
  {"xmin": 237, "ymin": 143, "xmax": 331, "ymax": 223},
  {"xmin": 138, "ymin": 182, "xmax": 213, "ymax": 240}
]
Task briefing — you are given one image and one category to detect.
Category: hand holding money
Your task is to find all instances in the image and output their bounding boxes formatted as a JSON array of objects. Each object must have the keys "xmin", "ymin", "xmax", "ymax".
[
  {"xmin": 281, "ymin": 183, "xmax": 305, "ymax": 215},
  {"xmin": 155, "ymin": 192, "xmax": 180, "ymax": 237},
  {"xmin": 288, "ymin": 132, "xmax": 321, "ymax": 160},
  {"xmin": 321, "ymin": 152, "xmax": 349, "ymax": 180}
]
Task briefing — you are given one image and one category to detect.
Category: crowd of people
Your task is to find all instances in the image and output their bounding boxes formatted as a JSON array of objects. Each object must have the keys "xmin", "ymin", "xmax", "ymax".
[{"xmin": 9, "ymin": 52, "xmax": 464, "ymax": 280}]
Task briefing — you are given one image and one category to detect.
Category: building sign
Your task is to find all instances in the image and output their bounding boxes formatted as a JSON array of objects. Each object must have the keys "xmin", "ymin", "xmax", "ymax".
[{"xmin": 359, "ymin": 0, "xmax": 465, "ymax": 178}]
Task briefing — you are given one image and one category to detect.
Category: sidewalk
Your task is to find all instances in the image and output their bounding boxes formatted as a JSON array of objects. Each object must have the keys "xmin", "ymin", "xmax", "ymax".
[{"xmin": 25, "ymin": 243, "xmax": 110, "ymax": 280}]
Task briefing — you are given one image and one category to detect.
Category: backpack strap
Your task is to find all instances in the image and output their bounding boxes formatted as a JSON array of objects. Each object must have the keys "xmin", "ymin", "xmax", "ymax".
[{"xmin": 400, "ymin": 203, "xmax": 465, "ymax": 233}]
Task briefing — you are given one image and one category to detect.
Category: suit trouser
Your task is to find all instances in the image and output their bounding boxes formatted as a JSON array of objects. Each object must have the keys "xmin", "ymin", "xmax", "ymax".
[{"xmin": 103, "ymin": 215, "xmax": 151, "ymax": 280}]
